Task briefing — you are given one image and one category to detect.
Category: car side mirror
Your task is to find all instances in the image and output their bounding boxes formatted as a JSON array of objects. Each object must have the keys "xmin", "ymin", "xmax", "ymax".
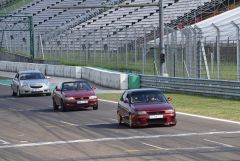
[
  {"xmin": 124, "ymin": 98, "xmax": 130, "ymax": 104},
  {"xmin": 91, "ymin": 85, "xmax": 96, "ymax": 90},
  {"xmin": 55, "ymin": 87, "xmax": 61, "ymax": 92},
  {"xmin": 167, "ymin": 97, "xmax": 173, "ymax": 102}
]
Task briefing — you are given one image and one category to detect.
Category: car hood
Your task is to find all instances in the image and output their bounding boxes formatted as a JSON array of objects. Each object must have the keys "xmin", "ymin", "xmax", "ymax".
[
  {"xmin": 20, "ymin": 79, "xmax": 49, "ymax": 85},
  {"xmin": 63, "ymin": 90, "xmax": 95, "ymax": 97},
  {"xmin": 132, "ymin": 103, "xmax": 173, "ymax": 111}
]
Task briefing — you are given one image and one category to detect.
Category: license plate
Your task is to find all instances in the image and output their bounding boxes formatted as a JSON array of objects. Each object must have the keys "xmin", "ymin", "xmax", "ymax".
[
  {"xmin": 77, "ymin": 100, "xmax": 88, "ymax": 104},
  {"xmin": 149, "ymin": 115, "xmax": 164, "ymax": 119}
]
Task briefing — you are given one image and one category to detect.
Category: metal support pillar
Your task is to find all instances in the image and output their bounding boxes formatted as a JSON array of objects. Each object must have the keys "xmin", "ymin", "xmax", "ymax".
[
  {"xmin": 29, "ymin": 16, "xmax": 34, "ymax": 60},
  {"xmin": 212, "ymin": 23, "xmax": 221, "ymax": 80},
  {"xmin": 231, "ymin": 21, "xmax": 240, "ymax": 81},
  {"xmin": 159, "ymin": 0, "xmax": 164, "ymax": 76}
]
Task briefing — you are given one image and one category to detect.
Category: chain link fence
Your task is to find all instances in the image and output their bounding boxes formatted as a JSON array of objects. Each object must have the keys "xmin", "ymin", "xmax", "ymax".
[
  {"xmin": 1, "ymin": 15, "xmax": 239, "ymax": 81},
  {"xmin": 38, "ymin": 19, "xmax": 240, "ymax": 81}
]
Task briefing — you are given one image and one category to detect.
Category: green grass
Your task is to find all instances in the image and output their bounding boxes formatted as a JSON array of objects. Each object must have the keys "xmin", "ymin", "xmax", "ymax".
[{"xmin": 97, "ymin": 93, "xmax": 240, "ymax": 121}]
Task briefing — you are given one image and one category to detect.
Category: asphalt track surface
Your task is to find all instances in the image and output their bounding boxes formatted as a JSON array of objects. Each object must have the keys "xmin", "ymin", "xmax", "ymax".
[{"xmin": 0, "ymin": 84, "xmax": 240, "ymax": 161}]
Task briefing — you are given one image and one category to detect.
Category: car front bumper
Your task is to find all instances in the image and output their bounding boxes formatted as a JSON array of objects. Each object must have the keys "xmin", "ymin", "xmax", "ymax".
[
  {"xmin": 20, "ymin": 86, "xmax": 51, "ymax": 95},
  {"xmin": 131, "ymin": 113, "xmax": 177, "ymax": 127},
  {"xmin": 64, "ymin": 99, "xmax": 98, "ymax": 109}
]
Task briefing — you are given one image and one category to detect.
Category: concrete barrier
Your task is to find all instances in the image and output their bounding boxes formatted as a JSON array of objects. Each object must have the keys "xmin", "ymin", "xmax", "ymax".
[
  {"xmin": 0, "ymin": 61, "xmax": 127, "ymax": 89},
  {"xmin": 82, "ymin": 67, "xmax": 128, "ymax": 90}
]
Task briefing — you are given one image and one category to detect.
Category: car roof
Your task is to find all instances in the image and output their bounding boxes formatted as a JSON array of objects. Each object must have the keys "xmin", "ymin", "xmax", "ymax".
[
  {"xmin": 18, "ymin": 70, "xmax": 42, "ymax": 74},
  {"xmin": 127, "ymin": 88, "xmax": 163, "ymax": 94}
]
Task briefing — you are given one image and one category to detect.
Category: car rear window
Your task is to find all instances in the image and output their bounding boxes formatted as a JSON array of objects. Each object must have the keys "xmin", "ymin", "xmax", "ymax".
[
  {"xmin": 131, "ymin": 91, "xmax": 166, "ymax": 104},
  {"xmin": 19, "ymin": 73, "xmax": 45, "ymax": 80}
]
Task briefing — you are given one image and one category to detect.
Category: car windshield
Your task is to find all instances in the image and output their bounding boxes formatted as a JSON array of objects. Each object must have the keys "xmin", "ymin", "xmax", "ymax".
[
  {"xmin": 62, "ymin": 82, "xmax": 91, "ymax": 91},
  {"xmin": 130, "ymin": 91, "xmax": 166, "ymax": 104},
  {"xmin": 19, "ymin": 73, "xmax": 45, "ymax": 80}
]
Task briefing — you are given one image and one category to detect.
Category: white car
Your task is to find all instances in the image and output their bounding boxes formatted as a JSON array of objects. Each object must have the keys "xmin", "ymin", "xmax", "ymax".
[{"xmin": 11, "ymin": 70, "xmax": 51, "ymax": 97}]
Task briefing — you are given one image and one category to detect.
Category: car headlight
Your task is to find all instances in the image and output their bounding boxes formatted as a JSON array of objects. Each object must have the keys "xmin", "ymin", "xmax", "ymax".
[
  {"xmin": 165, "ymin": 109, "xmax": 174, "ymax": 113},
  {"xmin": 21, "ymin": 83, "xmax": 29, "ymax": 88},
  {"xmin": 45, "ymin": 82, "xmax": 50, "ymax": 87},
  {"xmin": 89, "ymin": 95, "xmax": 97, "ymax": 99},
  {"xmin": 65, "ymin": 97, "xmax": 75, "ymax": 101},
  {"xmin": 136, "ymin": 111, "xmax": 147, "ymax": 115}
]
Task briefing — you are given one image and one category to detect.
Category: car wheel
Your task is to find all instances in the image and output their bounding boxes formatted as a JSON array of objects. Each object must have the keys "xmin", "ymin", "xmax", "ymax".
[
  {"xmin": 46, "ymin": 93, "xmax": 51, "ymax": 96},
  {"xmin": 93, "ymin": 105, "xmax": 98, "ymax": 110},
  {"xmin": 53, "ymin": 99, "xmax": 58, "ymax": 112},
  {"xmin": 17, "ymin": 87, "xmax": 21, "ymax": 97},
  {"xmin": 117, "ymin": 113, "xmax": 123, "ymax": 125},
  {"xmin": 59, "ymin": 100, "xmax": 66, "ymax": 112},
  {"xmin": 129, "ymin": 114, "xmax": 134, "ymax": 128},
  {"xmin": 12, "ymin": 90, "xmax": 16, "ymax": 96}
]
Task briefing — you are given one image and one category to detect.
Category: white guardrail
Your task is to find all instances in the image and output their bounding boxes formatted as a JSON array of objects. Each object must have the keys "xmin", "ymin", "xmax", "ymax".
[
  {"xmin": 0, "ymin": 61, "xmax": 128, "ymax": 90},
  {"xmin": 141, "ymin": 75, "xmax": 240, "ymax": 98}
]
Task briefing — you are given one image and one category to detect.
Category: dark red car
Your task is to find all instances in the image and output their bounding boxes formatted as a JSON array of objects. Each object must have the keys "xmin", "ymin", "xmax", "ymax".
[
  {"xmin": 117, "ymin": 88, "xmax": 176, "ymax": 128},
  {"xmin": 52, "ymin": 81, "xmax": 98, "ymax": 112}
]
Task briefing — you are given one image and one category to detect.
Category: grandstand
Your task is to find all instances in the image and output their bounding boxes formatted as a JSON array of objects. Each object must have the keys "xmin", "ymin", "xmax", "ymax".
[
  {"xmin": 42, "ymin": 0, "xmax": 238, "ymax": 52},
  {"xmin": 44, "ymin": 0, "xmax": 214, "ymax": 50},
  {"xmin": 0, "ymin": 0, "xmax": 237, "ymax": 51}
]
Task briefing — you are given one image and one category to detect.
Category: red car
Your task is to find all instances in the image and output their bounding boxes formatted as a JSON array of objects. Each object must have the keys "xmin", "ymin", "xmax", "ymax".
[
  {"xmin": 117, "ymin": 88, "xmax": 176, "ymax": 128},
  {"xmin": 52, "ymin": 81, "xmax": 98, "ymax": 112}
]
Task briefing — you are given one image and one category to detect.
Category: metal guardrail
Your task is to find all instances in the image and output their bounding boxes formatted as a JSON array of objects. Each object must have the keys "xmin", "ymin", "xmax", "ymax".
[{"xmin": 140, "ymin": 75, "xmax": 240, "ymax": 98}]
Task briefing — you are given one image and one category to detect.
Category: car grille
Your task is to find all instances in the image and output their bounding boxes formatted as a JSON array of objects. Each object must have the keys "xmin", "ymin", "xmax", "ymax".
[
  {"xmin": 75, "ymin": 97, "xmax": 89, "ymax": 100},
  {"xmin": 30, "ymin": 85, "xmax": 43, "ymax": 88},
  {"xmin": 147, "ymin": 111, "xmax": 165, "ymax": 115},
  {"xmin": 148, "ymin": 118, "xmax": 167, "ymax": 124}
]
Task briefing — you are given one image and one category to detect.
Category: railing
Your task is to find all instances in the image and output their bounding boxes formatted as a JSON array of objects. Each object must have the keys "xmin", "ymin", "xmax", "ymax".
[{"xmin": 141, "ymin": 75, "xmax": 240, "ymax": 98}]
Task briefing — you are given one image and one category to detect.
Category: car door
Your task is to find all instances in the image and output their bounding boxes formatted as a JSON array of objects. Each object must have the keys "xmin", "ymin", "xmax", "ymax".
[
  {"xmin": 52, "ymin": 84, "xmax": 62, "ymax": 105},
  {"xmin": 118, "ymin": 91, "xmax": 131, "ymax": 122},
  {"xmin": 12, "ymin": 73, "xmax": 19, "ymax": 93}
]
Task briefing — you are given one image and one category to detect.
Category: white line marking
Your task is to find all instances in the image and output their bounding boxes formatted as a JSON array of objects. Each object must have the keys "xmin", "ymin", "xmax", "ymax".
[
  {"xmin": 0, "ymin": 131, "xmax": 240, "ymax": 149},
  {"xmin": 0, "ymin": 139, "xmax": 10, "ymax": 145},
  {"xmin": 60, "ymin": 121, "xmax": 79, "ymax": 126},
  {"xmin": 99, "ymin": 99, "xmax": 240, "ymax": 125},
  {"xmin": 98, "ymin": 99, "xmax": 118, "ymax": 104},
  {"xmin": 142, "ymin": 142, "xmax": 166, "ymax": 150},
  {"xmin": 110, "ymin": 118, "xmax": 118, "ymax": 122},
  {"xmin": 177, "ymin": 112, "xmax": 240, "ymax": 125},
  {"xmin": 167, "ymin": 146, "xmax": 218, "ymax": 151},
  {"xmin": 20, "ymin": 141, "xmax": 28, "ymax": 143},
  {"xmin": 204, "ymin": 139, "xmax": 234, "ymax": 148},
  {"xmin": 8, "ymin": 98, "xmax": 16, "ymax": 100}
]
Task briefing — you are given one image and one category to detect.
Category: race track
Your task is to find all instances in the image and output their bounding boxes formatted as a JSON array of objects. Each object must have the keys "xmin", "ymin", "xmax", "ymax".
[{"xmin": 0, "ymin": 84, "xmax": 240, "ymax": 161}]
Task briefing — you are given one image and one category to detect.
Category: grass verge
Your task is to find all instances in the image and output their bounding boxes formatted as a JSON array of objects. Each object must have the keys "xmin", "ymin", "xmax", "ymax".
[{"xmin": 97, "ymin": 93, "xmax": 240, "ymax": 122}]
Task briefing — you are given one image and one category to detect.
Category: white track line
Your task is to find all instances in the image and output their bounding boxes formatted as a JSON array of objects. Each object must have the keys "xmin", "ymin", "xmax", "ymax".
[
  {"xmin": 167, "ymin": 146, "xmax": 218, "ymax": 151},
  {"xmin": 0, "ymin": 139, "xmax": 10, "ymax": 145},
  {"xmin": 60, "ymin": 121, "xmax": 79, "ymax": 127},
  {"xmin": 0, "ymin": 130, "xmax": 240, "ymax": 149},
  {"xmin": 142, "ymin": 142, "xmax": 166, "ymax": 150},
  {"xmin": 204, "ymin": 139, "xmax": 234, "ymax": 148},
  {"xmin": 99, "ymin": 99, "xmax": 240, "ymax": 125}
]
